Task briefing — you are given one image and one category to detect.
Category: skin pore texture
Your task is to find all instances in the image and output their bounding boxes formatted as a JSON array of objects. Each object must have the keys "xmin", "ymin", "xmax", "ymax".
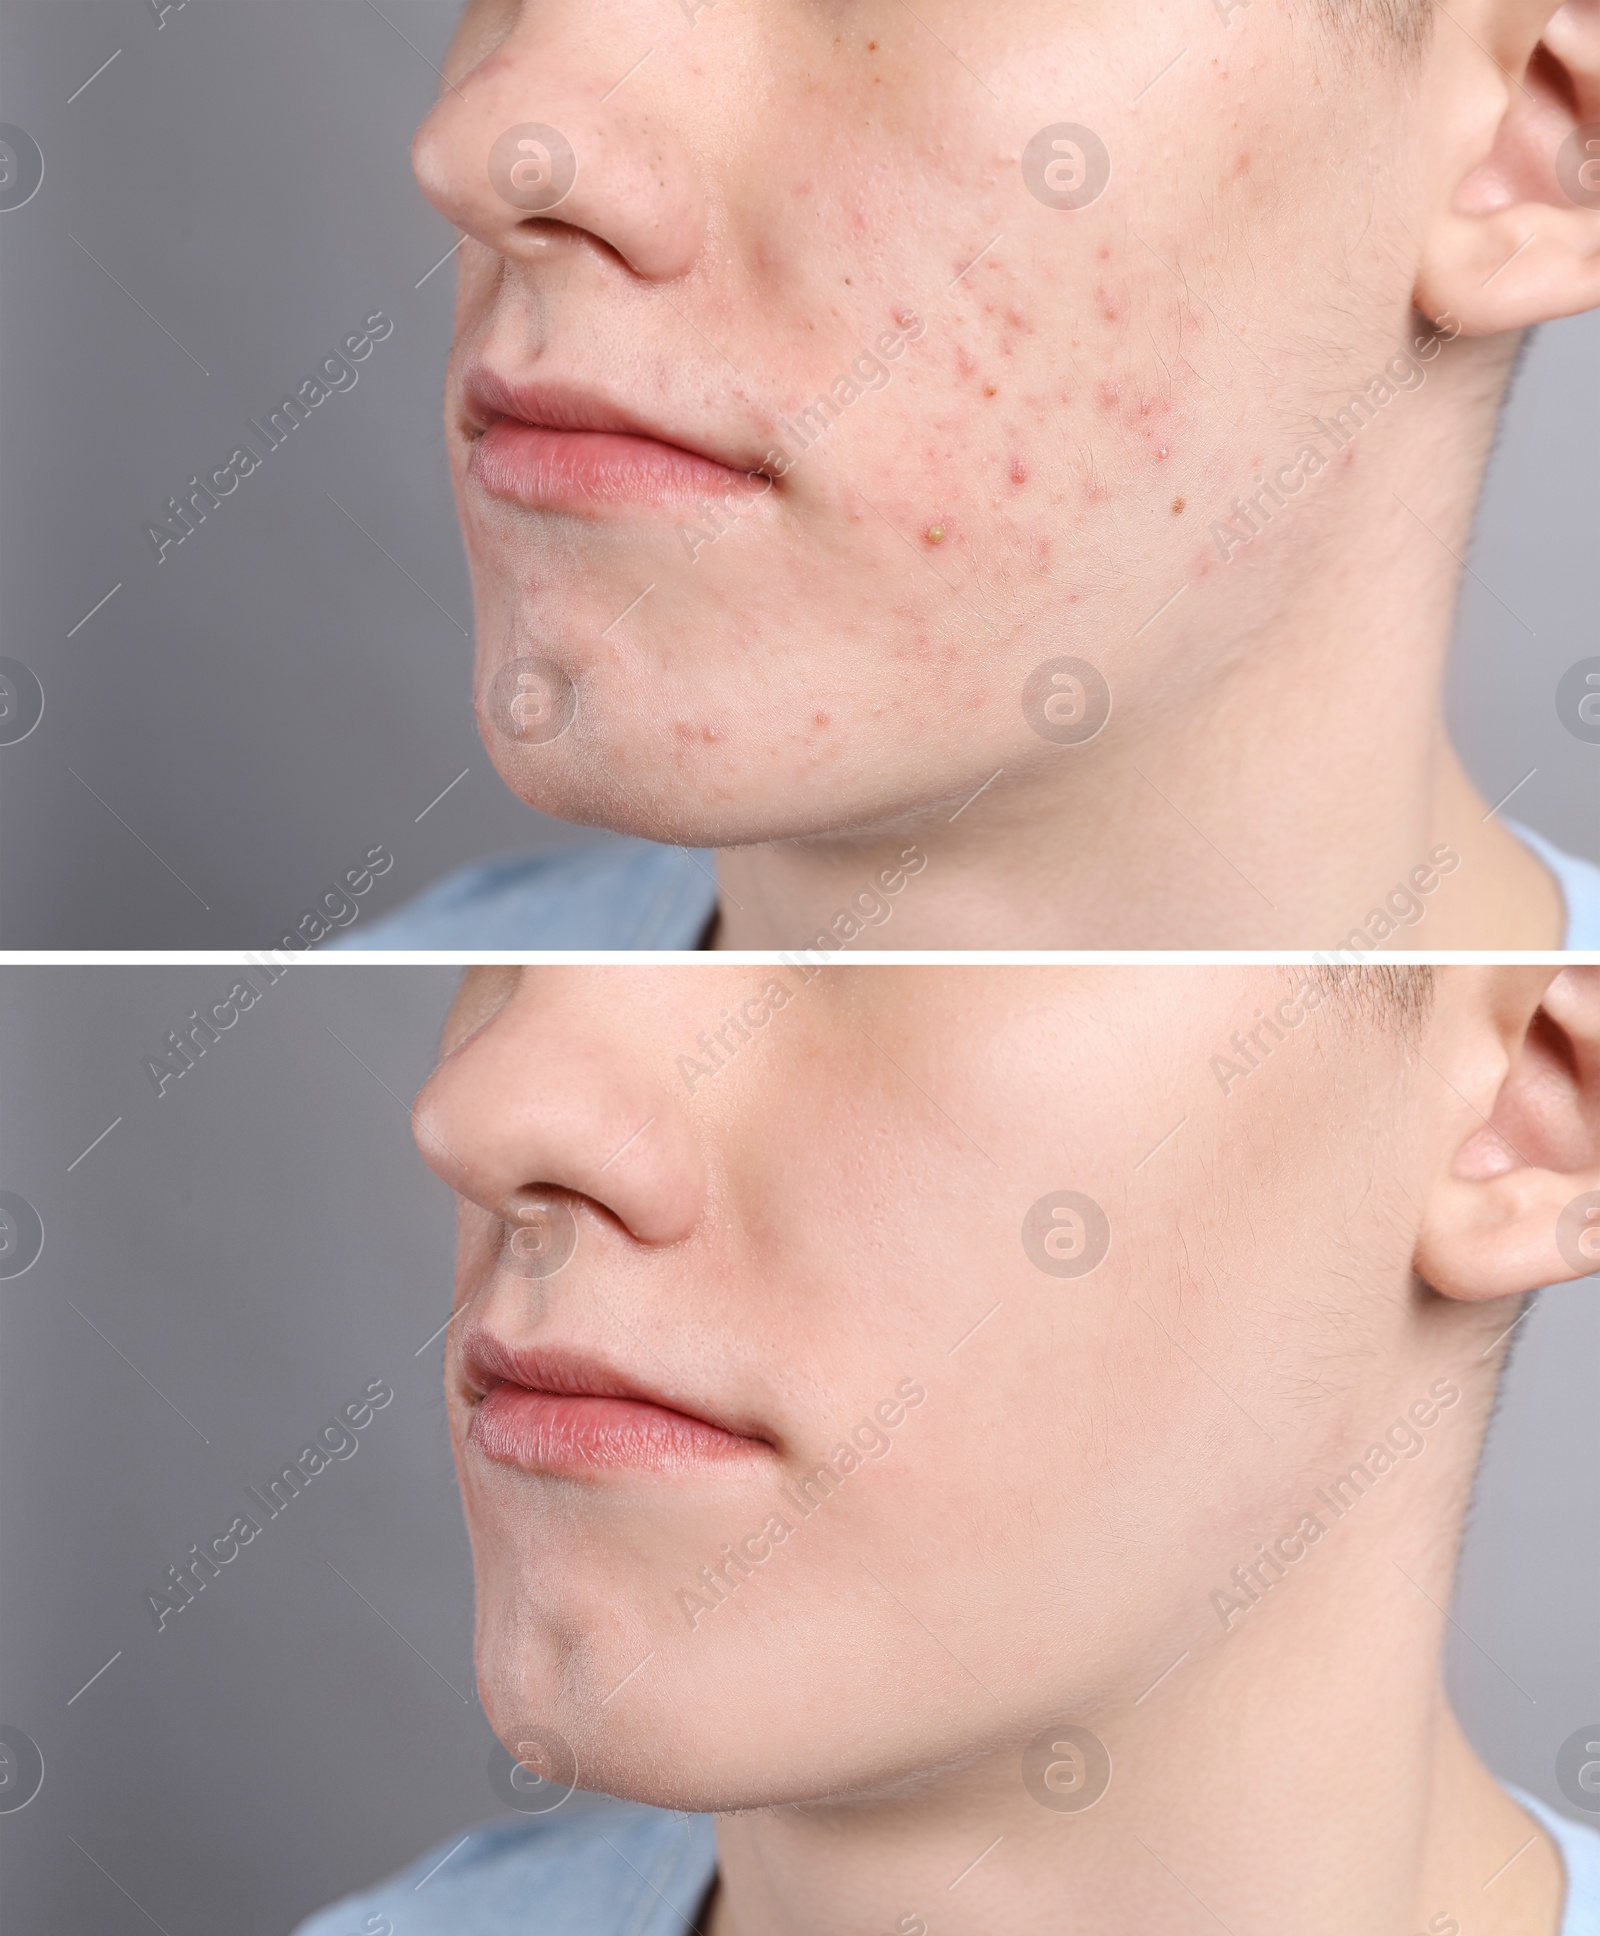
[
  {"xmin": 411, "ymin": 964, "xmax": 1600, "ymax": 1936},
  {"xmin": 411, "ymin": 0, "xmax": 1600, "ymax": 948}
]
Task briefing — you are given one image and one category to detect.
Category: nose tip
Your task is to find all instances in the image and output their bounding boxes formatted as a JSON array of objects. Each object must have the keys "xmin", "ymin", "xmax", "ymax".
[
  {"xmin": 410, "ymin": 61, "xmax": 705, "ymax": 283},
  {"xmin": 411, "ymin": 1021, "xmax": 706, "ymax": 1253}
]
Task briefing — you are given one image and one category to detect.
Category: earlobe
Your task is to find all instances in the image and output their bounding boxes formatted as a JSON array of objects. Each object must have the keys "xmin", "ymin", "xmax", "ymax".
[
  {"xmin": 1415, "ymin": 968, "xmax": 1600, "ymax": 1300},
  {"xmin": 1414, "ymin": 0, "xmax": 1600, "ymax": 334}
]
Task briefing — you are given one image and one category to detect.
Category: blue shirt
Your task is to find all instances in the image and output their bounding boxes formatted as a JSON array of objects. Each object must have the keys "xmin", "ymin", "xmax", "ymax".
[
  {"xmin": 292, "ymin": 1786, "xmax": 1600, "ymax": 1934},
  {"xmin": 340, "ymin": 824, "xmax": 1600, "ymax": 951}
]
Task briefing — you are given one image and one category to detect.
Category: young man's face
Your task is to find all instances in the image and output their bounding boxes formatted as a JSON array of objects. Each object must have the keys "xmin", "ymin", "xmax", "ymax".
[
  {"xmin": 414, "ymin": 2, "xmax": 1438, "ymax": 846},
  {"xmin": 414, "ymin": 967, "xmax": 1478, "ymax": 1811}
]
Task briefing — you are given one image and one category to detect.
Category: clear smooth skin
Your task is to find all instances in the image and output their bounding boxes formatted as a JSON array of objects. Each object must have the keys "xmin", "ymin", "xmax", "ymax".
[
  {"xmin": 411, "ymin": 0, "xmax": 1600, "ymax": 948},
  {"xmin": 412, "ymin": 964, "xmax": 1600, "ymax": 1936}
]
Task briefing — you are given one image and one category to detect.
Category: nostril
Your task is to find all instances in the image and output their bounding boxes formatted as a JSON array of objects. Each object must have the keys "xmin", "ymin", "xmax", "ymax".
[
  {"xmin": 487, "ymin": 123, "xmax": 579, "ymax": 218},
  {"xmin": 498, "ymin": 1192, "xmax": 581, "ymax": 1280}
]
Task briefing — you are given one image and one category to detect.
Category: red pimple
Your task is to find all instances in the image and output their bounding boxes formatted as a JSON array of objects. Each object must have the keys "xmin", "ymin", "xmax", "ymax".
[{"xmin": 1009, "ymin": 456, "xmax": 1029, "ymax": 485}]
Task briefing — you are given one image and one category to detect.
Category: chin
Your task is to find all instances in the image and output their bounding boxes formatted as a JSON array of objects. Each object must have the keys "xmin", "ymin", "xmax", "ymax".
[
  {"xmin": 473, "ymin": 1595, "xmax": 1020, "ymax": 1819},
  {"xmin": 478, "ymin": 723, "xmax": 932, "ymax": 852}
]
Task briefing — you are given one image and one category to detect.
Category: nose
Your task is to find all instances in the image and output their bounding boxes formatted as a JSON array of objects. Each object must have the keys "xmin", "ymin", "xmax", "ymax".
[
  {"xmin": 412, "ymin": 969, "xmax": 708, "ymax": 1248},
  {"xmin": 411, "ymin": 5, "xmax": 706, "ymax": 283}
]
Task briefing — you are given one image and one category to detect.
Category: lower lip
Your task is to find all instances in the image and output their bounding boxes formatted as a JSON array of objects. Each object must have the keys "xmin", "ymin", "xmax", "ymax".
[
  {"xmin": 469, "ymin": 420, "xmax": 767, "ymax": 513},
  {"xmin": 469, "ymin": 1384, "xmax": 768, "ymax": 1473}
]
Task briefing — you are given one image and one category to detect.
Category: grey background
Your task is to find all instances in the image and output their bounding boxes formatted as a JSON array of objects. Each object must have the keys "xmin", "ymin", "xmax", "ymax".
[
  {"xmin": 2, "ymin": 964, "xmax": 1598, "ymax": 1936},
  {"xmin": 0, "ymin": 1, "xmax": 1597, "ymax": 948}
]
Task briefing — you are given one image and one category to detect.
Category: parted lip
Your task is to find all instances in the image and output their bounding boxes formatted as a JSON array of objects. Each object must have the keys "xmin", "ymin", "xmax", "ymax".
[
  {"xmin": 458, "ymin": 362, "xmax": 770, "ymax": 480},
  {"xmin": 456, "ymin": 1322, "xmax": 771, "ymax": 1445}
]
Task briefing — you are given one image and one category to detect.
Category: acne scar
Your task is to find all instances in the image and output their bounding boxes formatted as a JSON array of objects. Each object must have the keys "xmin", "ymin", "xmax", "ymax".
[
  {"xmin": 984, "ymin": 383, "xmax": 998, "ymax": 397},
  {"xmin": 1009, "ymin": 456, "xmax": 1028, "ymax": 485},
  {"xmin": 1173, "ymin": 496, "xmax": 1187, "ymax": 514}
]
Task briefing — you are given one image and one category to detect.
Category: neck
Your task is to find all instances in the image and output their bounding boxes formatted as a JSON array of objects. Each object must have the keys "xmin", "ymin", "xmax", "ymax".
[
  {"xmin": 713, "ymin": 716, "xmax": 1562, "ymax": 952},
  {"xmin": 704, "ymin": 1553, "xmax": 1563, "ymax": 1936},
  {"xmin": 713, "ymin": 343, "xmax": 1564, "ymax": 951}
]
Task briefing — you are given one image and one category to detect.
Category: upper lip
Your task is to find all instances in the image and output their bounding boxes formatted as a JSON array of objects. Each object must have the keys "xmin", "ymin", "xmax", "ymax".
[
  {"xmin": 457, "ymin": 1323, "xmax": 769, "ymax": 1444},
  {"xmin": 459, "ymin": 363, "xmax": 766, "ymax": 478}
]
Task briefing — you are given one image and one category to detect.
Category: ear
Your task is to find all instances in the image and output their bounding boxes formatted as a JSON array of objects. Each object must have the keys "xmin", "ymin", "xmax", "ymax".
[
  {"xmin": 1417, "ymin": 967, "xmax": 1600, "ymax": 1299},
  {"xmin": 1415, "ymin": 0, "xmax": 1600, "ymax": 334}
]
